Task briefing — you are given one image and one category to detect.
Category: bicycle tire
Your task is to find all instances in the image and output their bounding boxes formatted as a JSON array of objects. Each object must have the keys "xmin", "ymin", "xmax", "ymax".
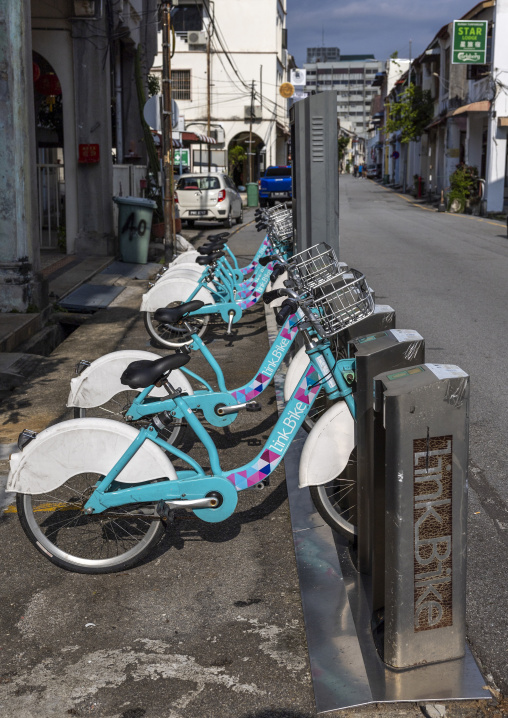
[
  {"xmin": 17, "ymin": 476, "xmax": 166, "ymax": 574},
  {"xmin": 143, "ymin": 304, "xmax": 210, "ymax": 348},
  {"xmin": 309, "ymin": 447, "xmax": 358, "ymax": 541}
]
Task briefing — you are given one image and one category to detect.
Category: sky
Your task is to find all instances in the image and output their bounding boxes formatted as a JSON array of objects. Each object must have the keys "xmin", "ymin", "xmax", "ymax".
[{"xmin": 287, "ymin": 0, "xmax": 482, "ymax": 66}]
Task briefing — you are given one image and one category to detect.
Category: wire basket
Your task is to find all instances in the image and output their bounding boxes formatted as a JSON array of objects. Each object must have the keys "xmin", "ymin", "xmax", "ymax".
[
  {"xmin": 310, "ymin": 268, "xmax": 374, "ymax": 337},
  {"xmin": 265, "ymin": 202, "xmax": 290, "ymax": 217},
  {"xmin": 268, "ymin": 216, "xmax": 293, "ymax": 242},
  {"xmin": 287, "ymin": 243, "xmax": 345, "ymax": 290}
]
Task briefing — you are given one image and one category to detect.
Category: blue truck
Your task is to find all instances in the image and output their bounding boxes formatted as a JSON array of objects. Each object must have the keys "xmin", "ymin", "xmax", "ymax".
[{"xmin": 258, "ymin": 165, "xmax": 292, "ymax": 207}]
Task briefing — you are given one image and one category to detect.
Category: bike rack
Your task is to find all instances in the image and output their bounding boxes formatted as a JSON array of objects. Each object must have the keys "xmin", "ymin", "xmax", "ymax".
[
  {"xmin": 265, "ymin": 304, "xmax": 490, "ymax": 712},
  {"xmin": 348, "ymin": 329, "xmax": 425, "ymax": 577},
  {"xmin": 372, "ymin": 364, "xmax": 470, "ymax": 668}
]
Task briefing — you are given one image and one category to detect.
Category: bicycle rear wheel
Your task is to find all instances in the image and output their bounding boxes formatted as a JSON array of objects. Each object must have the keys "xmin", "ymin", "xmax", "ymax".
[
  {"xmin": 309, "ymin": 447, "xmax": 357, "ymax": 541},
  {"xmin": 144, "ymin": 304, "xmax": 209, "ymax": 348},
  {"xmin": 73, "ymin": 390, "xmax": 185, "ymax": 446},
  {"xmin": 17, "ymin": 473, "xmax": 166, "ymax": 574}
]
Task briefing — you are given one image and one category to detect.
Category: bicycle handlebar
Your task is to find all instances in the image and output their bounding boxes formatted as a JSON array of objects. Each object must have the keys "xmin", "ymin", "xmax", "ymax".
[
  {"xmin": 275, "ymin": 298, "xmax": 298, "ymax": 326},
  {"xmin": 259, "ymin": 254, "xmax": 279, "ymax": 267},
  {"xmin": 263, "ymin": 288, "xmax": 289, "ymax": 304}
]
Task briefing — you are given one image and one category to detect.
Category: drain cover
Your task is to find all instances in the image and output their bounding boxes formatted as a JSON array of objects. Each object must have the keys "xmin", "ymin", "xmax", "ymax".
[{"xmin": 59, "ymin": 285, "xmax": 124, "ymax": 312}]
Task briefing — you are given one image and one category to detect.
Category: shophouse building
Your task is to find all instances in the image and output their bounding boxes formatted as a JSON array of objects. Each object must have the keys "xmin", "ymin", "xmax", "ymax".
[
  {"xmin": 1, "ymin": 0, "xmax": 158, "ymax": 311},
  {"xmin": 150, "ymin": 0, "xmax": 290, "ymax": 183}
]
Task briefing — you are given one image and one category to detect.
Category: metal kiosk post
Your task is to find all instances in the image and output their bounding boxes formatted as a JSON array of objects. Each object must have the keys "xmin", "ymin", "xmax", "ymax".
[
  {"xmin": 373, "ymin": 363, "xmax": 469, "ymax": 669},
  {"xmin": 348, "ymin": 329, "xmax": 425, "ymax": 579}
]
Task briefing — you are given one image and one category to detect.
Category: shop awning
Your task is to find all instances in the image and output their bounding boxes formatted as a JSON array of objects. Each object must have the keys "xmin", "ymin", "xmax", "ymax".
[
  {"xmin": 182, "ymin": 132, "xmax": 217, "ymax": 144},
  {"xmin": 150, "ymin": 131, "xmax": 183, "ymax": 148},
  {"xmin": 452, "ymin": 100, "xmax": 491, "ymax": 115}
]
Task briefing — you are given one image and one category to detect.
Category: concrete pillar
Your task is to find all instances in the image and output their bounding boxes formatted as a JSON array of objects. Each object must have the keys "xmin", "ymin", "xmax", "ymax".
[
  {"xmin": 485, "ymin": 0, "xmax": 508, "ymax": 212},
  {"xmin": 72, "ymin": 20, "xmax": 114, "ymax": 255},
  {"xmin": 0, "ymin": 0, "xmax": 45, "ymax": 312}
]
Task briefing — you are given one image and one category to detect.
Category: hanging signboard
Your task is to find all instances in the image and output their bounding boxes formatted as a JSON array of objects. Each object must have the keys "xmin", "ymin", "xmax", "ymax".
[
  {"xmin": 173, "ymin": 148, "xmax": 189, "ymax": 166},
  {"xmin": 452, "ymin": 20, "xmax": 488, "ymax": 64}
]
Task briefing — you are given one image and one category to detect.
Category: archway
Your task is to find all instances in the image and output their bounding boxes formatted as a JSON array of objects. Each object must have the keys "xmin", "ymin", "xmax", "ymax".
[
  {"xmin": 33, "ymin": 52, "xmax": 65, "ymax": 252},
  {"xmin": 228, "ymin": 132, "xmax": 265, "ymax": 185}
]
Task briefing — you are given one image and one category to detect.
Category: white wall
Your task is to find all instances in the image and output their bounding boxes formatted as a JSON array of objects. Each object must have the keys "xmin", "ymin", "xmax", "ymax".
[
  {"xmin": 486, "ymin": 0, "xmax": 508, "ymax": 211},
  {"xmin": 152, "ymin": 0, "xmax": 288, "ymax": 175}
]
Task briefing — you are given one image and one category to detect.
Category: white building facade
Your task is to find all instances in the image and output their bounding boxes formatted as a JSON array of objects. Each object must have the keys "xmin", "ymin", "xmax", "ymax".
[{"xmin": 151, "ymin": 0, "xmax": 289, "ymax": 183}]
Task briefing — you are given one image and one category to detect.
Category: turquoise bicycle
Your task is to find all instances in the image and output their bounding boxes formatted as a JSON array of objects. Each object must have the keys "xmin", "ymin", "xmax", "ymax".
[
  {"xmin": 70, "ymin": 245, "xmax": 346, "ymax": 442},
  {"xmin": 9, "ymin": 269, "xmax": 373, "ymax": 572},
  {"xmin": 141, "ymin": 208, "xmax": 294, "ymax": 348}
]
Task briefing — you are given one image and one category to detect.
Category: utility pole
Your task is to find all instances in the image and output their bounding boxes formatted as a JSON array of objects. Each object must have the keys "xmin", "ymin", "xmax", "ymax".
[
  {"xmin": 249, "ymin": 80, "xmax": 255, "ymax": 183},
  {"xmin": 161, "ymin": 0, "xmax": 175, "ymax": 262},
  {"xmin": 402, "ymin": 39, "xmax": 412, "ymax": 193},
  {"xmin": 207, "ymin": 28, "xmax": 211, "ymax": 172}
]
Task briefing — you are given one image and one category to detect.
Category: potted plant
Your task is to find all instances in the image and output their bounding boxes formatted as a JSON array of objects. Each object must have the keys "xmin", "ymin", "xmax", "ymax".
[{"xmin": 447, "ymin": 163, "xmax": 478, "ymax": 213}]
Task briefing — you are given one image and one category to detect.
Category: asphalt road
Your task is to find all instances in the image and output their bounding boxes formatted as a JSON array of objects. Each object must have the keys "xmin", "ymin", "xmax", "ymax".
[{"xmin": 338, "ymin": 175, "xmax": 508, "ymax": 695}]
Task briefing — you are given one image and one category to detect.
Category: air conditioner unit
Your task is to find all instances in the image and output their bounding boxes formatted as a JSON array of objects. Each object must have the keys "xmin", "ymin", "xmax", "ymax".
[
  {"xmin": 290, "ymin": 69, "xmax": 307, "ymax": 87},
  {"xmin": 188, "ymin": 30, "xmax": 207, "ymax": 45},
  {"xmin": 211, "ymin": 127, "xmax": 225, "ymax": 143},
  {"xmin": 244, "ymin": 105, "xmax": 262, "ymax": 120}
]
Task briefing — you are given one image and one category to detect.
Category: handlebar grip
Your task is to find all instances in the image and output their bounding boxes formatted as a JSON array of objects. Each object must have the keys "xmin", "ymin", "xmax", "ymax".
[
  {"xmin": 259, "ymin": 254, "xmax": 277, "ymax": 267},
  {"xmin": 270, "ymin": 264, "xmax": 286, "ymax": 283},
  {"xmin": 263, "ymin": 289, "xmax": 285, "ymax": 304},
  {"xmin": 275, "ymin": 299, "xmax": 298, "ymax": 325}
]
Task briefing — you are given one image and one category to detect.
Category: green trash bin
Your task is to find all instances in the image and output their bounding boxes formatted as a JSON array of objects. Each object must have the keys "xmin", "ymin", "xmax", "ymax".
[
  {"xmin": 246, "ymin": 183, "xmax": 259, "ymax": 208},
  {"xmin": 113, "ymin": 196, "xmax": 157, "ymax": 264}
]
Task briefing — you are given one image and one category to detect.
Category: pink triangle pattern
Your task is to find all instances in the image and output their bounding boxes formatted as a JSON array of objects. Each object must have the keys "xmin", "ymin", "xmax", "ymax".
[{"xmin": 225, "ymin": 447, "xmax": 284, "ymax": 490}]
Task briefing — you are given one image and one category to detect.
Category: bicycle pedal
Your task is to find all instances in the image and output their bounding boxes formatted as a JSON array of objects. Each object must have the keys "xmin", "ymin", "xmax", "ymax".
[
  {"xmin": 156, "ymin": 500, "xmax": 175, "ymax": 524},
  {"xmin": 246, "ymin": 401, "xmax": 262, "ymax": 412}
]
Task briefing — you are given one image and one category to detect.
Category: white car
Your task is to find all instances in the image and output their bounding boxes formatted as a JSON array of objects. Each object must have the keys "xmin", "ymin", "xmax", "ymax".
[{"xmin": 176, "ymin": 172, "xmax": 244, "ymax": 228}]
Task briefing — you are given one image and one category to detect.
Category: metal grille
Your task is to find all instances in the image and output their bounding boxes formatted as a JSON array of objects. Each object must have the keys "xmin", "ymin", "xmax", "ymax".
[{"xmin": 172, "ymin": 70, "xmax": 191, "ymax": 100}]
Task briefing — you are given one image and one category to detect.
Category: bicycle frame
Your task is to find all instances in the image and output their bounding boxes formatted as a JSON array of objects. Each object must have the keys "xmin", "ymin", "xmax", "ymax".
[
  {"xmin": 125, "ymin": 312, "xmax": 304, "ymax": 426},
  {"xmin": 82, "ymin": 339, "xmax": 356, "ymax": 522}
]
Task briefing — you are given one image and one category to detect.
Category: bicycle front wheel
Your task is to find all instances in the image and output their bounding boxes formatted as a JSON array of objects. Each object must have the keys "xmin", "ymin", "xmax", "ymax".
[
  {"xmin": 309, "ymin": 447, "xmax": 357, "ymax": 541},
  {"xmin": 17, "ymin": 473, "xmax": 166, "ymax": 574},
  {"xmin": 144, "ymin": 304, "xmax": 210, "ymax": 348}
]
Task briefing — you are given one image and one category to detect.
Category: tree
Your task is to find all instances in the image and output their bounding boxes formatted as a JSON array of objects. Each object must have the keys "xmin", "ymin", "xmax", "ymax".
[
  {"xmin": 385, "ymin": 84, "xmax": 434, "ymax": 143},
  {"xmin": 338, "ymin": 135, "xmax": 349, "ymax": 161},
  {"xmin": 229, "ymin": 145, "xmax": 247, "ymax": 185}
]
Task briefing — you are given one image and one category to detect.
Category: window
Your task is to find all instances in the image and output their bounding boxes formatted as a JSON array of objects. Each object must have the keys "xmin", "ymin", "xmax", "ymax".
[
  {"xmin": 177, "ymin": 176, "xmax": 221, "ymax": 190},
  {"xmin": 265, "ymin": 167, "xmax": 291, "ymax": 177},
  {"xmin": 173, "ymin": 70, "xmax": 191, "ymax": 100},
  {"xmin": 172, "ymin": 4, "xmax": 202, "ymax": 32}
]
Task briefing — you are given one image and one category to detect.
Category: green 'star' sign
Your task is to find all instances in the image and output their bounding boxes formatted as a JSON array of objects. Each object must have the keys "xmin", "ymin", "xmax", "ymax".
[{"xmin": 452, "ymin": 20, "xmax": 488, "ymax": 64}]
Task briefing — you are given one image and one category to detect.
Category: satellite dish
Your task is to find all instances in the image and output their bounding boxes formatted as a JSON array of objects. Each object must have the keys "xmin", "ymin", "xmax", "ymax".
[{"xmin": 279, "ymin": 82, "xmax": 295, "ymax": 99}]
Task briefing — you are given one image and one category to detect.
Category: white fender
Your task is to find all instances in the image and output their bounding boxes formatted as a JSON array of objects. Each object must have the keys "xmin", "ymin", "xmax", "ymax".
[
  {"xmin": 283, "ymin": 346, "xmax": 310, "ymax": 403},
  {"xmin": 67, "ymin": 350, "xmax": 194, "ymax": 409},
  {"xmin": 168, "ymin": 250, "xmax": 199, "ymax": 266},
  {"xmin": 269, "ymin": 272, "xmax": 288, "ymax": 308},
  {"xmin": 155, "ymin": 265, "xmax": 217, "ymax": 291},
  {"xmin": 298, "ymin": 401, "xmax": 355, "ymax": 488},
  {"xmin": 140, "ymin": 277, "xmax": 215, "ymax": 313},
  {"xmin": 157, "ymin": 262, "xmax": 203, "ymax": 282},
  {"xmin": 7, "ymin": 418, "xmax": 177, "ymax": 495}
]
